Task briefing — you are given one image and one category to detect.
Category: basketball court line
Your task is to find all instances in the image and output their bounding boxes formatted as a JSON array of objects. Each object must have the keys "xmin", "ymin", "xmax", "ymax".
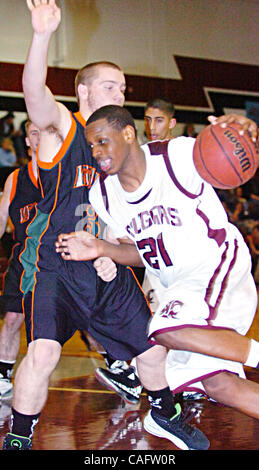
[{"xmin": 48, "ymin": 385, "xmax": 114, "ymax": 394}]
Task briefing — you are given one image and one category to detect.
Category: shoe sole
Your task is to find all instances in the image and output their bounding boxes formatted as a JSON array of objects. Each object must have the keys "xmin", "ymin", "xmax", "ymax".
[
  {"xmin": 144, "ymin": 411, "xmax": 193, "ymax": 450},
  {"xmin": 94, "ymin": 369, "xmax": 140, "ymax": 405}
]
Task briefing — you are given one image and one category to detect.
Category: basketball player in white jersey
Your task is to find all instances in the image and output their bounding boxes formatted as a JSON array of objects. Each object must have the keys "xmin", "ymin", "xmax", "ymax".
[{"xmin": 56, "ymin": 105, "xmax": 259, "ymax": 421}]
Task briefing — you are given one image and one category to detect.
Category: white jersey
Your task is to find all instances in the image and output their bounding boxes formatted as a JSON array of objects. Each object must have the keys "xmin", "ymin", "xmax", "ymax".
[
  {"xmin": 90, "ymin": 138, "xmax": 257, "ymax": 394},
  {"xmin": 90, "ymin": 137, "xmax": 241, "ymax": 289}
]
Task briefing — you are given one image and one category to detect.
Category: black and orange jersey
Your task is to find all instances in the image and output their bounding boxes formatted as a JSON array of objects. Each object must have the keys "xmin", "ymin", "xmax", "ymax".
[
  {"xmin": 19, "ymin": 112, "xmax": 100, "ymax": 296},
  {"xmin": 9, "ymin": 160, "xmax": 41, "ymax": 247},
  {"xmin": 0, "ymin": 161, "xmax": 41, "ymax": 312}
]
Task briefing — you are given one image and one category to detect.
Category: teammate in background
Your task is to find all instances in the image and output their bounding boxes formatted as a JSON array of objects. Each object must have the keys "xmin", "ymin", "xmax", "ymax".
[
  {"xmin": 56, "ymin": 105, "xmax": 259, "ymax": 422},
  {"xmin": 144, "ymin": 98, "xmax": 176, "ymax": 142},
  {"xmin": 2, "ymin": 0, "xmax": 209, "ymax": 451},
  {"xmin": 0, "ymin": 121, "xmax": 41, "ymax": 400}
]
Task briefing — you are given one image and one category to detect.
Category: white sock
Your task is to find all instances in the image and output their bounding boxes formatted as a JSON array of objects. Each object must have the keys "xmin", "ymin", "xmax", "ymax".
[{"xmin": 244, "ymin": 339, "xmax": 259, "ymax": 368}]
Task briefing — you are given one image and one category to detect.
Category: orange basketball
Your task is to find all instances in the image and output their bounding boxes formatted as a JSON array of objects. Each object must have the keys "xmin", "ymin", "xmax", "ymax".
[{"xmin": 193, "ymin": 122, "xmax": 259, "ymax": 189}]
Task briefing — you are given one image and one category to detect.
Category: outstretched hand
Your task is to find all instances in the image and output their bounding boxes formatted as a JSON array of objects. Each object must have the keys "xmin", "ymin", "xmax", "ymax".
[
  {"xmin": 55, "ymin": 231, "xmax": 102, "ymax": 261},
  {"xmin": 27, "ymin": 0, "xmax": 61, "ymax": 35},
  {"xmin": 208, "ymin": 113, "xmax": 258, "ymax": 142}
]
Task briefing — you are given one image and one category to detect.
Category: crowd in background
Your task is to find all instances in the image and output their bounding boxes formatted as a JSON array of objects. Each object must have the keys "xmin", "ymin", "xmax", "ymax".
[
  {"xmin": 216, "ymin": 174, "xmax": 259, "ymax": 282},
  {"xmin": 0, "ymin": 112, "xmax": 30, "ymax": 170}
]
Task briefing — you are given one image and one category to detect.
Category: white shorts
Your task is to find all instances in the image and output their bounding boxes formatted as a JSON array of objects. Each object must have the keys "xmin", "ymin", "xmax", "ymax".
[
  {"xmin": 142, "ymin": 271, "xmax": 167, "ymax": 313},
  {"xmin": 147, "ymin": 233, "xmax": 258, "ymax": 393}
]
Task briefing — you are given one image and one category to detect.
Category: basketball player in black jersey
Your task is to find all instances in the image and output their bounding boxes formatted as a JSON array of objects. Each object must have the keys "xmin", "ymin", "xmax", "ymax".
[
  {"xmin": 0, "ymin": 120, "xmax": 41, "ymax": 401},
  {"xmin": 2, "ymin": 0, "xmax": 209, "ymax": 451},
  {"xmin": 0, "ymin": 119, "xmax": 115, "ymax": 403}
]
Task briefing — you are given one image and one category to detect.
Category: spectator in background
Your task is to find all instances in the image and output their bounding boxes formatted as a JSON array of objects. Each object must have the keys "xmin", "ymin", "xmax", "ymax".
[
  {"xmin": 182, "ymin": 123, "xmax": 198, "ymax": 138},
  {"xmin": 0, "ymin": 112, "xmax": 26, "ymax": 164},
  {"xmin": 0, "ymin": 113, "xmax": 15, "ymax": 141},
  {"xmin": 230, "ymin": 187, "xmax": 250, "ymax": 223},
  {"xmin": 0, "ymin": 138, "xmax": 17, "ymax": 168},
  {"xmin": 248, "ymin": 170, "xmax": 259, "ymax": 212},
  {"xmin": 246, "ymin": 224, "xmax": 259, "ymax": 282}
]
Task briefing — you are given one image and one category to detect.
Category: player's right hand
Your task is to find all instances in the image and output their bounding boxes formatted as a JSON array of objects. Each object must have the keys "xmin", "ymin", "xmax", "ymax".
[
  {"xmin": 55, "ymin": 231, "xmax": 102, "ymax": 261},
  {"xmin": 27, "ymin": 0, "xmax": 61, "ymax": 35},
  {"xmin": 94, "ymin": 257, "xmax": 117, "ymax": 282}
]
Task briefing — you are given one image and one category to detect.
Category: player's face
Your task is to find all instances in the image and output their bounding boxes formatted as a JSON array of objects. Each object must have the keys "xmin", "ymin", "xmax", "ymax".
[
  {"xmin": 86, "ymin": 119, "xmax": 130, "ymax": 175},
  {"xmin": 25, "ymin": 124, "xmax": 40, "ymax": 153},
  {"xmin": 87, "ymin": 67, "xmax": 126, "ymax": 114},
  {"xmin": 144, "ymin": 107, "xmax": 176, "ymax": 141}
]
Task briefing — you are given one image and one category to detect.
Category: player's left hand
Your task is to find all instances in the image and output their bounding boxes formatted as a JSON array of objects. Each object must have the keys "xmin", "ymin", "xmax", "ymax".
[
  {"xmin": 208, "ymin": 113, "xmax": 258, "ymax": 142},
  {"xmin": 93, "ymin": 257, "xmax": 117, "ymax": 282}
]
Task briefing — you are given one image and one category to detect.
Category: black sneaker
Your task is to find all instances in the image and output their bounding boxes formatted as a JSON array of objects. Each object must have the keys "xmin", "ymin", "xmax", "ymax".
[
  {"xmin": 143, "ymin": 403, "xmax": 210, "ymax": 450},
  {"xmin": 95, "ymin": 365, "xmax": 143, "ymax": 405},
  {"xmin": 2, "ymin": 433, "xmax": 32, "ymax": 450},
  {"xmin": 107, "ymin": 359, "xmax": 129, "ymax": 371}
]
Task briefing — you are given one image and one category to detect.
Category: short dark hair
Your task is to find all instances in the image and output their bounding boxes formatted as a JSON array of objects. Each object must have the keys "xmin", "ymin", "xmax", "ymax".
[
  {"xmin": 86, "ymin": 105, "xmax": 137, "ymax": 134},
  {"xmin": 145, "ymin": 98, "xmax": 175, "ymax": 118},
  {"xmin": 75, "ymin": 61, "xmax": 122, "ymax": 103}
]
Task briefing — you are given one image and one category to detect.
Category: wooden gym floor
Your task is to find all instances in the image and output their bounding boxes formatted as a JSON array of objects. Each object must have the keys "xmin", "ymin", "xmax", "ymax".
[{"xmin": 0, "ymin": 290, "xmax": 259, "ymax": 455}]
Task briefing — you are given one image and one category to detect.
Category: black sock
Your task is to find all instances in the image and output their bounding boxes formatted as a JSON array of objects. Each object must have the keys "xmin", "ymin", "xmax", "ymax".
[
  {"xmin": 146, "ymin": 386, "xmax": 176, "ymax": 418},
  {"xmin": 11, "ymin": 408, "xmax": 41, "ymax": 439},
  {"xmin": 0, "ymin": 360, "xmax": 15, "ymax": 379},
  {"xmin": 99, "ymin": 351, "xmax": 116, "ymax": 368}
]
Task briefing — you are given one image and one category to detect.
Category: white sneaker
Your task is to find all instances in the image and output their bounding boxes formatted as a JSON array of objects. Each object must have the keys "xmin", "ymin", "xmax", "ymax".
[{"xmin": 0, "ymin": 378, "xmax": 13, "ymax": 400}]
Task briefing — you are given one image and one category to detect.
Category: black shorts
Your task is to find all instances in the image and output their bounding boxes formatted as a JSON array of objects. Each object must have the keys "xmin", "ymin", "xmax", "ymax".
[
  {"xmin": 23, "ymin": 261, "xmax": 153, "ymax": 361},
  {"xmin": 0, "ymin": 257, "xmax": 23, "ymax": 316}
]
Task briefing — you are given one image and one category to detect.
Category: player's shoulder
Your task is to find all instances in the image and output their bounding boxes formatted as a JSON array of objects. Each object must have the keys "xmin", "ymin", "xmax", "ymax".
[
  {"xmin": 142, "ymin": 136, "xmax": 195, "ymax": 156},
  {"xmin": 167, "ymin": 136, "xmax": 196, "ymax": 167},
  {"xmin": 2, "ymin": 167, "xmax": 20, "ymax": 205},
  {"xmin": 169, "ymin": 136, "xmax": 195, "ymax": 152},
  {"xmin": 5, "ymin": 167, "xmax": 20, "ymax": 189}
]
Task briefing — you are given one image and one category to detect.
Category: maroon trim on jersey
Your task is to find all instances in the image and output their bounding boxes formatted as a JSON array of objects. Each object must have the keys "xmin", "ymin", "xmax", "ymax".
[
  {"xmin": 171, "ymin": 369, "xmax": 236, "ymax": 395},
  {"xmin": 99, "ymin": 171, "xmax": 109, "ymax": 212},
  {"xmin": 196, "ymin": 206, "xmax": 226, "ymax": 247},
  {"xmin": 126, "ymin": 188, "xmax": 153, "ymax": 205},
  {"xmin": 206, "ymin": 239, "xmax": 238, "ymax": 322},
  {"xmin": 147, "ymin": 140, "xmax": 204, "ymax": 199},
  {"xmin": 205, "ymin": 242, "xmax": 229, "ymax": 313}
]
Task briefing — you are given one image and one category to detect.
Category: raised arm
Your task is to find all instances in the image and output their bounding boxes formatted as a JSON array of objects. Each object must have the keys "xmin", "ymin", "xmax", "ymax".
[{"xmin": 23, "ymin": 0, "xmax": 70, "ymax": 136}]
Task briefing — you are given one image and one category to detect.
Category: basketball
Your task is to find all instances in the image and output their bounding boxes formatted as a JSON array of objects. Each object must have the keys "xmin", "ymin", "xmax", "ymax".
[{"xmin": 193, "ymin": 122, "xmax": 259, "ymax": 189}]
